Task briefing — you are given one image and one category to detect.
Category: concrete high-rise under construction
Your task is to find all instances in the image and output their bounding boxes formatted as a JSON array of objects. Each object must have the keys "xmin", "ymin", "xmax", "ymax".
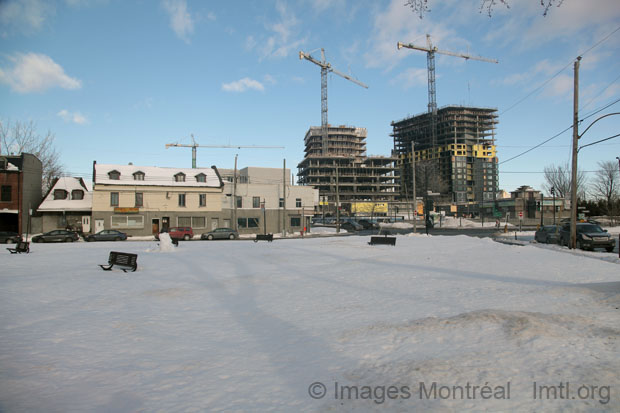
[
  {"xmin": 391, "ymin": 106, "xmax": 498, "ymax": 205},
  {"xmin": 297, "ymin": 125, "xmax": 398, "ymax": 216}
]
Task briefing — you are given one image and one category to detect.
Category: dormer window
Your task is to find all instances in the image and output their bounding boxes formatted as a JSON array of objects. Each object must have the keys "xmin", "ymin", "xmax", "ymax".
[
  {"xmin": 195, "ymin": 173, "xmax": 206, "ymax": 183},
  {"xmin": 53, "ymin": 189, "xmax": 68, "ymax": 200},
  {"xmin": 133, "ymin": 171, "xmax": 145, "ymax": 181},
  {"xmin": 174, "ymin": 172, "xmax": 186, "ymax": 182},
  {"xmin": 72, "ymin": 189, "xmax": 84, "ymax": 200},
  {"xmin": 108, "ymin": 170, "xmax": 121, "ymax": 180}
]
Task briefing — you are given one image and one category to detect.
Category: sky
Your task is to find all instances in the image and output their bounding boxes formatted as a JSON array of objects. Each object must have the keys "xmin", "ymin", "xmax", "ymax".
[{"xmin": 0, "ymin": 0, "xmax": 619, "ymax": 193}]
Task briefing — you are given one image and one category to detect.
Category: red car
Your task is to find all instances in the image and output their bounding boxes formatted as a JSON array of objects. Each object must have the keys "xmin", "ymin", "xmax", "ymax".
[{"xmin": 156, "ymin": 227, "xmax": 194, "ymax": 241}]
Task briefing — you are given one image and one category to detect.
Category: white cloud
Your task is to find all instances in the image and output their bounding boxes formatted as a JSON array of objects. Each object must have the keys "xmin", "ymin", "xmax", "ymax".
[
  {"xmin": 253, "ymin": 0, "xmax": 306, "ymax": 60},
  {"xmin": 221, "ymin": 77, "xmax": 265, "ymax": 93},
  {"xmin": 0, "ymin": 0, "xmax": 54, "ymax": 34},
  {"xmin": 0, "ymin": 53, "xmax": 81, "ymax": 93},
  {"xmin": 390, "ymin": 67, "xmax": 428, "ymax": 89},
  {"xmin": 161, "ymin": 0, "xmax": 194, "ymax": 43},
  {"xmin": 57, "ymin": 109, "xmax": 88, "ymax": 124}
]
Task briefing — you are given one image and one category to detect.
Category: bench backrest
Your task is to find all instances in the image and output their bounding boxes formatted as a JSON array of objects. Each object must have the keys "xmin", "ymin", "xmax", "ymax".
[
  {"xmin": 369, "ymin": 236, "xmax": 396, "ymax": 245},
  {"xmin": 109, "ymin": 251, "xmax": 138, "ymax": 267},
  {"xmin": 16, "ymin": 242, "xmax": 29, "ymax": 251}
]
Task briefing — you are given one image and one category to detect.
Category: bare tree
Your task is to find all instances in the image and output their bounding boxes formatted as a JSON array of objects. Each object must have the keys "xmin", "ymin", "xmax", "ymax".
[
  {"xmin": 415, "ymin": 159, "xmax": 448, "ymax": 197},
  {"xmin": 0, "ymin": 120, "xmax": 63, "ymax": 191},
  {"xmin": 405, "ymin": 0, "xmax": 564, "ymax": 18},
  {"xmin": 591, "ymin": 160, "xmax": 619, "ymax": 220},
  {"xmin": 542, "ymin": 162, "xmax": 587, "ymax": 199}
]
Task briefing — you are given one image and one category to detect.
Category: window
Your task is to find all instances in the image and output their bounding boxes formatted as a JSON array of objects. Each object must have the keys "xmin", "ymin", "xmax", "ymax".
[
  {"xmin": 71, "ymin": 190, "xmax": 84, "ymax": 200},
  {"xmin": 111, "ymin": 215, "xmax": 144, "ymax": 228},
  {"xmin": 135, "ymin": 192, "xmax": 143, "ymax": 207},
  {"xmin": 236, "ymin": 196, "xmax": 242, "ymax": 208},
  {"xmin": 133, "ymin": 171, "xmax": 145, "ymax": 181},
  {"xmin": 192, "ymin": 216, "xmax": 205, "ymax": 228},
  {"xmin": 178, "ymin": 216, "xmax": 191, "ymax": 227},
  {"xmin": 174, "ymin": 173, "xmax": 186, "ymax": 182},
  {"xmin": 195, "ymin": 173, "xmax": 206, "ymax": 183},
  {"xmin": 279, "ymin": 198, "xmax": 284, "ymax": 208},
  {"xmin": 53, "ymin": 189, "xmax": 67, "ymax": 200},
  {"xmin": 178, "ymin": 194, "xmax": 186, "ymax": 207},
  {"xmin": 1, "ymin": 185, "xmax": 11, "ymax": 202},
  {"xmin": 237, "ymin": 217, "xmax": 259, "ymax": 228},
  {"xmin": 110, "ymin": 192, "xmax": 119, "ymax": 206},
  {"xmin": 199, "ymin": 193, "xmax": 206, "ymax": 207},
  {"xmin": 108, "ymin": 170, "xmax": 120, "ymax": 180},
  {"xmin": 296, "ymin": 198, "xmax": 302, "ymax": 208},
  {"xmin": 253, "ymin": 196, "xmax": 260, "ymax": 208},
  {"xmin": 290, "ymin": 217, "xmax": 301, "ymax": 227}
]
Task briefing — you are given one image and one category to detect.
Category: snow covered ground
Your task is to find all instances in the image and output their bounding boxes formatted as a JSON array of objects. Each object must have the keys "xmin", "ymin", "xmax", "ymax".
[{"xmin": 1, "ymin": 235, "xmax": 619, "ymax": 411}]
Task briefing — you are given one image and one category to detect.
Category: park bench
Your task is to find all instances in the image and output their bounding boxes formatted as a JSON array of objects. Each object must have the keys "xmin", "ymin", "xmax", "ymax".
[
  {"xmin": 368, "ymin": 236, "xmax": 396, "ymax": 246},
  {"xmin": 99, "ymin": 251, "xmax": 138, "ymax": 272},
  {"xmin": 254, "ymin": 234, "xmax": 274, "ymax": 243},
  {"xmin": 7, "ymin": 241, "xmax": 30, "ymax": 254}
]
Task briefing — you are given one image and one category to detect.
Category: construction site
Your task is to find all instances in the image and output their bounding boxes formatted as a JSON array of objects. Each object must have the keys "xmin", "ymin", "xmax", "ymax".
[
  {"xmin": 296, "ymin": 125, "xmax": 398, "ymax": 216},
  {"xmin": 391, "ymin": 105, "xmax": 499, "ymax": 206}
]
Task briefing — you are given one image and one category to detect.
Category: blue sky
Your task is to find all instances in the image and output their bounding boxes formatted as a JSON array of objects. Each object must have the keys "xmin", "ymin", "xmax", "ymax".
[{"xmin": 1, "ymin": 0, "xmax": 619, "ymax": 193}]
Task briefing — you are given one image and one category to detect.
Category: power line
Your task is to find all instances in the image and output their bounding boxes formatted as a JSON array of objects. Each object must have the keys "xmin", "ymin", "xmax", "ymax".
[{"xmin": 499, "ymin": 25, "xmax": 620, "ymax": 116}]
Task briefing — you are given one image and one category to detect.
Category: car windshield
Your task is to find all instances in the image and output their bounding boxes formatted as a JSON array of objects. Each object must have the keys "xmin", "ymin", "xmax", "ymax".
[{"xmin": 578, "ymin": 224, "xmax": 604, "ymax": 233}]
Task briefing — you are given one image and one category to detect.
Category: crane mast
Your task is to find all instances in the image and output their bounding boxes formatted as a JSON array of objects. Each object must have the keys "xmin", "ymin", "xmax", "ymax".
[
  {"xmin": 398, "ymin": 34, "xmax": 498, "ymax": 147},
  {"xmin": 299, "ymin": 48, "xmax": 368, "ymax": 155}
]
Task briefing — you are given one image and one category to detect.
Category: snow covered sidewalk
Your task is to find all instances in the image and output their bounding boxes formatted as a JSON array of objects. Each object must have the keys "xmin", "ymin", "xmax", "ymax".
[{"xmin": 1, "ymin": 236, "xmax": 618, "ymax": 411}]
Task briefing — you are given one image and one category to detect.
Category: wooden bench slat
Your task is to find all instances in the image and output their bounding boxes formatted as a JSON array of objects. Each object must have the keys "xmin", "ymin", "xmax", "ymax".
[
  {"xmin": 100, "ymin": 251, "xmax": 138, "ymax": 272},
  {"xmin": 368, "ymin": 236, "xmax": 396, "ymax": 246}
]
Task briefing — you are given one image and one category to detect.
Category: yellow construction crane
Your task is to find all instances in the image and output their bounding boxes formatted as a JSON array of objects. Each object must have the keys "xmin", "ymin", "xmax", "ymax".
[
  {"xmin": 299, "ymin": 48, "xmax": 368, "ymax": 155},
  {"xmin": 166, "ymin": 134, "xmax": 284, "ymax": 168}
]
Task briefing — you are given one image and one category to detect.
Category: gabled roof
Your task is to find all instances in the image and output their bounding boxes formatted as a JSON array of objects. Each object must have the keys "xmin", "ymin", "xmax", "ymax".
[
  {"xmin": 94, "ymin": 163, "xmax": 223, "ymax": 188},
  {"xmin": 38, "ymin": 177, "xmax": 92, "ymax": 212}
]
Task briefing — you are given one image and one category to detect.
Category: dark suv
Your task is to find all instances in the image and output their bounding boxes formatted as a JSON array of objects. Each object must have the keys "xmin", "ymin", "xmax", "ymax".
[{"xmin": 559, "ymin": 222, "xmax": 615, "ymax": 252}]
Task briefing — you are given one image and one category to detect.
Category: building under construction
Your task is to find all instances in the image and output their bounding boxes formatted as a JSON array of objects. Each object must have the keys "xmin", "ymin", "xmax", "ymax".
[
  {"xmin": 391, "ymin": 106, "xmax": 498, "ymax": 205},
  {"xmin": 297, "ymin": 125, "xmax": 398, "ymax": 216}
]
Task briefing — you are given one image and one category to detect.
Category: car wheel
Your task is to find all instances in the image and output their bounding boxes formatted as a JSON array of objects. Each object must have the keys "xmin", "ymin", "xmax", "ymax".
[
  {"xmin": 229, "ymin": 234, "xmax": 235, "ymax": 240},
  {"xmin": 184, "ymin": 235, "xmax": 190, "ymax": 241},
  {"xmin": 207, "ymin": 234, "xmax": 214, "ymax": 240},
  {"xmin": 65, "ymin": 237, "xmax": 73, "ymax": 242},
  {"xmin": 576, "ymin": 240, "xmax": 584, "ymax": 250},
  {"xmin": 5, "ymin": 239, "xmax": 11, "ymax": 244},
  {"xmin": 606, "ymin": 246, "xmax": 614, "ymax": 253},
  {"xmin": 115, "ymin": 237, "xmax": 121, "ymax": 241}
]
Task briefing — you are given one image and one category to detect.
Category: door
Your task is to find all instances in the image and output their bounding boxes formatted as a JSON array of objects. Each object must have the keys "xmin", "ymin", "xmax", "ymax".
[
  {"xmin": 95, "ymin": 219, "xmax": 104, "ymax": 233},
  {"xmin": 211, "ymin": 218, "xmax": 218, "ymax": 230},
  {"xmin": 152, "ymin": 219, "xmax": 160, "ymax": 235},
  {"xmin": 162, "ymin": 217, "xmax": 170, "ymax": 232},
  {"xmin": 82, "ymin": 216, "xmax": 91, "ymax": 233},
  {"xmin": 223, "ymin": 219, "xmax": 230, "ymax": 228}
]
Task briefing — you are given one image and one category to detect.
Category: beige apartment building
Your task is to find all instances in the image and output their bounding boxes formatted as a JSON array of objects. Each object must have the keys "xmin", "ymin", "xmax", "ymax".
[{"xmin": 91, "ymin": 162, "xmax": 225, "ymax": 236}]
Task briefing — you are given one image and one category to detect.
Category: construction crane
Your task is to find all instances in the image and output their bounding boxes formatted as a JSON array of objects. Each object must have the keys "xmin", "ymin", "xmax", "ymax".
[
  {"xmin": 166, "ymin": 134, "xmax": 284, "ymax": 168},
  {"xmin": 299, "ymin": 48, "xmax": 368, "ymax": 155},
  {"xmin": 397, "ymin": 35, "xmax": 498, "ymax": 146}
]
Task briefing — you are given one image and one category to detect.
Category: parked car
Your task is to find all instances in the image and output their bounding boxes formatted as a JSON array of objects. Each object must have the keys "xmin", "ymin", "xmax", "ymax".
[
  {"xmin": 201, "ymin": 228, "xmax": 239, "ymax": 240},
  {"xmin": 0, "ymin": 231, "xmax": 22, "ymax": 244},
  {"xmin": 357, "ymin": 219, "xmax": 379, "ymax": 230},
  {"xmin": 155, "ymin": 227, "xmax": 194, "ymax": 241},
  {"xmin": 559, "ymin": 222, "xmax": 616, "ymax": 252},
  {"xmin": 32, "ymin": 230, "xmax": 80, "ymax": 243},
  {"xmin": 85, "ymin": 230, "xmax": 127, "ymax": 242},
  {"xmin": 340, "ymin": 221, "xmax": 363, "ymax": 232},
  {"xmin": 534, "ymin": 225, "xmax": 560, "ymax": 244}
]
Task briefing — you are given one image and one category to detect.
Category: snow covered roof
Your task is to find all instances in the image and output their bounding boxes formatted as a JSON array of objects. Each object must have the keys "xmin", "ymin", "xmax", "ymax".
[
  {"xmin": 94, "ymin": 164, "xmax": 223, "ymax": 188},
  {"xmin": 38, "ymin": 177, "xmax": 92, "ymax": 212}
]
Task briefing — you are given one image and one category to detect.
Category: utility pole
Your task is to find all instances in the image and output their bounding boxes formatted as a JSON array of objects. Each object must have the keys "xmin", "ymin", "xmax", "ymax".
[
  {"xmin": 336, "ymin": 161, "xmax": 340, "ymax": 233},
  {"xmin": 570, "ymin": 56, "xmax": 581, "ymax": 249},
  {"xmin": 233, "ymin": 154, "xmax": 238, "ymax": 231},
  {"xmin": 282, "ymin": 159, "xmax": 287, "ymax": 237},
  {"xmin": 551, "ymin": 186, "xmax": 556, "ymax": 225},
  {"xmin": 411, "ymin": 140, "xmax": 417, "ymax": 233},
  {"xmin": 540, "ymin": 192, "xmax": 544, "ymax": 227}
]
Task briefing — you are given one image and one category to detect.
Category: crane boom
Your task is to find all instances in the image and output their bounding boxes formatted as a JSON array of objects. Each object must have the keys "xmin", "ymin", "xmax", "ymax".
[
  {"xmin": 166, "ymin": 140, "xmax": 284, "ymax": 168},
  {"xmin": 397, "ymin": 34, "xmax": 498, "ymax": 147}
]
